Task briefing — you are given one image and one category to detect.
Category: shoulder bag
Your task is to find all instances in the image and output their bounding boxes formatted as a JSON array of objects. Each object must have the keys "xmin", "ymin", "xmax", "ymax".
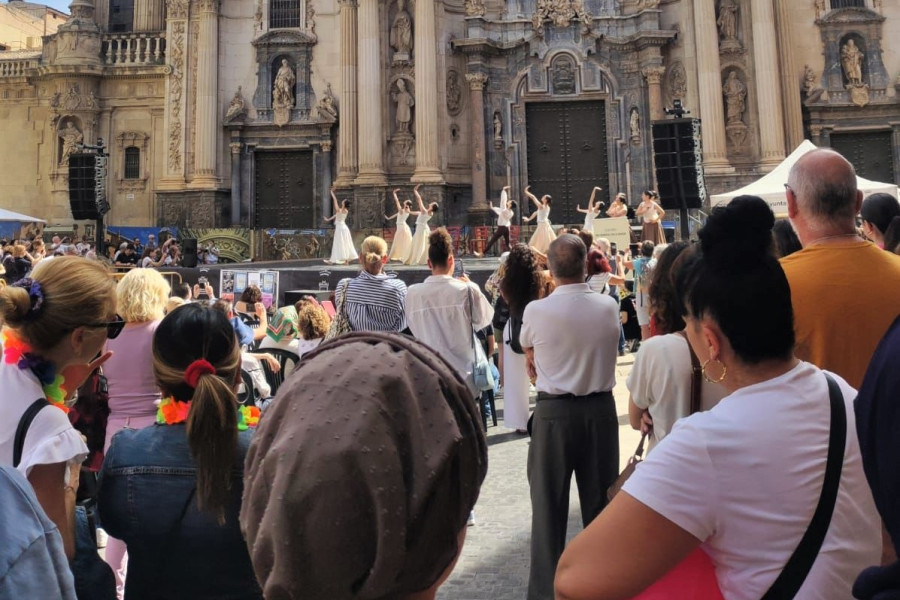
[
  {"xmin": 467, "ymin": 288, "xmax": 495, "ymax": 392},
  {"xmin": 607, "ymin": 332, "xmax": 702, "ymax": 501},
  {"xmin": 324, "ymin": 280, "xmax": 353, "ymax": 341}
]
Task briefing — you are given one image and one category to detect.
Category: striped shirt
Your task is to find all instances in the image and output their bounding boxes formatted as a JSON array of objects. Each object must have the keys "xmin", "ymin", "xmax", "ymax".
[{"xmin": 336, "ymin": 271, "xmax": 408, "ymax": 332}]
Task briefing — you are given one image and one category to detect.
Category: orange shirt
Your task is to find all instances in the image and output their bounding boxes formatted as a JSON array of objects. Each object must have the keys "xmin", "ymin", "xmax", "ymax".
[{"xmin": 781, "ymin": 241, "xmax": 900, "ymax": 389}]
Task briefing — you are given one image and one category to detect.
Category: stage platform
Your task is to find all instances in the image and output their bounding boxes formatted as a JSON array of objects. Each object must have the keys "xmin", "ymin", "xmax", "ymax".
[{"xmin": 163, "ymin": 255, "xmax": 502, "ymax": 307}]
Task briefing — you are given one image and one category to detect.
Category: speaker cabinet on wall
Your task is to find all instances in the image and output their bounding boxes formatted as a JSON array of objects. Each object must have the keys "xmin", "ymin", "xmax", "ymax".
[
  {"xmin": 181, "ymin": 238, "xmax": 198, "ymax": 268},
  {"xmin": 651, "ymin": 119, "xmax": 707, "ymax": 211},
  {"xmin": 68, "ymin": 153, "xmax": 99, "ymax": 220}
]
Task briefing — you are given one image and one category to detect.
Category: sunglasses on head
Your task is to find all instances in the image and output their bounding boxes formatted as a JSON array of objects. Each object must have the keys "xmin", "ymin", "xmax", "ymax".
[{"xmin": 82, "ymin": 315, "xmax": 126, "ymax": 339}]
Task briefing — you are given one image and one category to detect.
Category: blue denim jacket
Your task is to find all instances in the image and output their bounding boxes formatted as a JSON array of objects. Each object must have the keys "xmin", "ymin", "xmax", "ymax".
[{"xmin": 98, "ymin": 424, "xmax": 262, "ymax": 600}]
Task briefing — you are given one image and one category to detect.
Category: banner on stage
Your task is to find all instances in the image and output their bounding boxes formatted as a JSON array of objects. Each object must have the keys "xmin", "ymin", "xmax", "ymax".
[
  {"xmin": 220, "ymin": 269, "xmax": 280, "ymax": 309},
  {"xmin": 592, "ymin": 218, "xmax": 632, "ymax": 250}
]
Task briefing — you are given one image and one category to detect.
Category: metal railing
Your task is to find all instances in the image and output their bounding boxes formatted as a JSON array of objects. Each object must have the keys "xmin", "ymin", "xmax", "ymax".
[{"xmin": 101, "ymin": 33, "xmax": 166, "ymax": 66}]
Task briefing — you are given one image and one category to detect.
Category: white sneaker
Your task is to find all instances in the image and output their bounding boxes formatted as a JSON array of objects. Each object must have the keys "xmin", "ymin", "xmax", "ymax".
[{"xmin": 467, "ymin": 511, "xmax": 475, "ymax": 526}]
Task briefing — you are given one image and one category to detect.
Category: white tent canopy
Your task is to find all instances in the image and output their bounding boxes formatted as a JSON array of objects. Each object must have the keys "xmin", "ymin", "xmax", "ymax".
[
  {"xmin": 0, "ymin": 208, "xmax": 46, "ymax": 223},
  {"xmin": 710, "ymin": 140, "xmax": 900, "ymax": 215}
]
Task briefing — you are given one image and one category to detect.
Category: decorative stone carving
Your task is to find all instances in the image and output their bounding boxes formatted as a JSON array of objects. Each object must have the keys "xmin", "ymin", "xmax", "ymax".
[
  {"xmin": 847, "ymin": 83, "xmax": 870, "ymax": 107},
  {"xmin": 447, "ymin": 70, "xmax": 463, "ymax": 116},
  {"xmin": 392, "ymin": 78, "xmax": 415, "ymax": 134},
  {"xmin": 493, "ymin": 111, "xmax": 503, "ymax": 148},
  {"xmin": 254, "ymin": 0, "xmax": 263, "ymax": 36},
  {"xmin": 225, "ymin": 86, "xmax": 247, "ymax": 122},
  {"xmin": 668, "ymin": 62, "xmax": 688, "ymax": 99},
  {"xmin": 272, "ymin": 58, "xmax": 296, "ymax": 126},
  {"xmin": 390, "ymin": 0, "xmax": 413, "ymax": 62},
  {"xmin": 802, "ymin": 64, "xmax": 826, "ymax": 104},
  {"xmin": 814, "ymin": 0, "xmax": 825, "ymax": 20},
  {"xmin": 629, "ymin": 107, "xmax": 641, "ymax": 146},
  {"xmin": 167, "ymin": 21, "xmax": 186, "ymax": 171},
  {"xmin": 466, "ymin": 72, "xmax": 488, "ymax": 91},
  {"xmin": 167, "ymin": 0, "xmax": 188, "ymax": 19},
  {"xmin": 63, "ymin": 84, "xmax": 82, "ymax": 111},
  {"xmin": 722, "ymin": 70, "xmax": 746, "ymax": 125},
  {"xmin": 307, "ymin": 0, "xmax": 316, "ymax": 34},
  {"xmin": 532, "ymin": 0, "xmax": 593, "ymax": 37},
  {"xmin": 316, "ymin": 83, "xmax": 338, "ymax": 122},
  {"xmin": 58, "ymin": 121, "xmax": 83, "ymax": 167},
  {"xmin": 841, "ymin": 39, "xmax": 864, "ymax": 85},
  {"xmin": 552, "ymin": 58, "xmax": 577, "ymax": 95},
  {"xmin": 464, "ymin": 0, "xmax": 485, "ymax": 17},
  {"xmin": 717, "ymin": 0, "xmax": 741, "ymax": 52}
]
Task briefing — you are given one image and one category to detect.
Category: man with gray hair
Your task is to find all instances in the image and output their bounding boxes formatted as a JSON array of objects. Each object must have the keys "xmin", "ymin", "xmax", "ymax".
[
  {"xmin": 519, "ymin": 234, "xmax": 621, "ymax": 600},
  {"xmin": 782, "ymin": 148, "xmax": 900, "ymax": 389}
]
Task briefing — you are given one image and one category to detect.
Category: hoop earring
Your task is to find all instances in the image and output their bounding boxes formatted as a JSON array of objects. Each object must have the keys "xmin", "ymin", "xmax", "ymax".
[{"xmin": 701, "ymin": 358, "xmax": 727, "ymax": 384}]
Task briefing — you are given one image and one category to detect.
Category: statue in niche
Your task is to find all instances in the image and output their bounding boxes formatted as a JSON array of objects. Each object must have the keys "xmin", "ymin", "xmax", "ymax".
[
  {"xmin": 669, "ymin": 63, "xmax": 688, "ymax": 99},
  {"xmin": 58, "ymin": 121, "xmax": 83, "ymax": 167},
  {"xmin": 316, "ymin": 83, "xmax": 338, "ymax": 121},
  {"xmin": 392, "ymin": 79, "xmax": 415, "ymax": 135},
  {"xmin": 447, "ymin": 71, "xmax": 462, "ymax": 115},
  {"xmin": 390, "ymin": 0, "xmax": 413, "ymax": 62},
  {"xmin": 841, "ymin": 40, "xmax": 865, "ymax": 86},
  {"xmin": 272, "ymin": 59, "xmax": 295, "ymax": 126},
  {"xmin": 493, "ymin": 112, "xmax": 502, "ymax": 141},
  {"xmin": 225, "ymin": 86, "xmax": 246, "ymax": 121},
  {"xmin": 553, "ymin": 60, "xmax": 576, "ymax": 95},
  {"xmin": 722, "ymin": 71, "xmax": 746, "ymax": 125},
  {"xmin": 630, "ymin": 108, "xmax": 641, "ymax": 145},
  {"xmin": 717, "ymin": 0, "xmax": 741, "ymax": 51}
]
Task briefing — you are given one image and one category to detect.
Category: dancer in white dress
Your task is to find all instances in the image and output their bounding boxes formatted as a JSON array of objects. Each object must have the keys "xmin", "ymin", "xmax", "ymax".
[
  {"xmin": 523, "ymin": 186, "xmax": 556, "ymax": 254},
  {"xmin": 324, "ymin": 188, "xmax": 358, "ymax": 264},
  {"xmin": 385, "ymin": 188, "xmax": 413, "ymax": 262},
  {"xmin": 405, "ymin": 184, "xmax": 439, "ymax": 265},
  {"xmin": 576, "ymin": 186, "xmax": 604, "ymax": 234}
]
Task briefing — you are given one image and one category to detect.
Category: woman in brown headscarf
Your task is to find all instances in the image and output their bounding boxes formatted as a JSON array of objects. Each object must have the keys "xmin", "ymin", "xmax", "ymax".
[{"xmin": 241, "ymin": 331, "xmax": 488, "ymax": 600}]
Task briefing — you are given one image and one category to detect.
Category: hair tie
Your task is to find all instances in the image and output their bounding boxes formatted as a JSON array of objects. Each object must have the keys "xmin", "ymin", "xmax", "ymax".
[
  {"xmin": 12, "ymin": 278, "xmax": 44, "ymax": 321},
  {"xmin": 185, "ymin": 359, "xmax": 216, "ymax": 388}
]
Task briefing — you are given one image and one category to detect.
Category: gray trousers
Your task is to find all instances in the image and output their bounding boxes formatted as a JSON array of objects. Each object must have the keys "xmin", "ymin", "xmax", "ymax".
[{"xmin": 527, "ymin": 392, "xmax": 619, "ymax": 600}]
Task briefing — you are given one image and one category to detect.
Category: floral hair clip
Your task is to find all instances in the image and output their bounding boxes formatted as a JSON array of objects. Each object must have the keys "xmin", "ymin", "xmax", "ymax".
[{"xmin": 12, "ymin": 278, "xmax": 44, "ymax": 321}]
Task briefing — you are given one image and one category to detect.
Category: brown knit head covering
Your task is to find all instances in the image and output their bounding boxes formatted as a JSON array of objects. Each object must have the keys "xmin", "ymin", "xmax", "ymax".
[{"xmin": 240, "ymin": 331, "xmax": 488, "ymax": 600}]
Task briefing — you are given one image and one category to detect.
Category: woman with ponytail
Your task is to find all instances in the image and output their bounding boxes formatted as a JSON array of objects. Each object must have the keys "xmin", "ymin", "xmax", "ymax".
[{"xmin": 98, "ymin": 303, "xmax": 263, "ymax": 600}]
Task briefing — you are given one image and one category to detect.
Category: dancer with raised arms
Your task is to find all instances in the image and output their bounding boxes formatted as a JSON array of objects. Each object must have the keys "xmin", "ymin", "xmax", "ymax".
[
  {"xmin": 405, "ymin": 184, "xmax": 439, "ymax": 265},
  {"xmin": 385, "ymin": 188, "xmax": 413, "ymax": 262},
  {"xmin": 577, "ymin": 186, "xmax": 604, "ymax": 234},
  {"xmin": 478, "ymin": 185, "xmax": 518, "ymax": 257},
  {"xmin": 324, "ymin": 188, "xmax": 358, "ymax": 265},
  {"xmin": 523, "ymin": 186, "xmax": 556, "ymax": 254}
]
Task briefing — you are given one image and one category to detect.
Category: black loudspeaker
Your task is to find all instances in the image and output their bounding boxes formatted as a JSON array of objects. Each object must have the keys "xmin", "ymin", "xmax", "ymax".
[
  {"xmin": 181, "ymin": 238, "xmax": 198, "ymax": 268},
  {"xmin": 68, "ymin": 153, "xmax": 99, "ymax": 220},
  {"xmin": 652, "ymin": 119, "xmax": 707, "ymax": 211}
]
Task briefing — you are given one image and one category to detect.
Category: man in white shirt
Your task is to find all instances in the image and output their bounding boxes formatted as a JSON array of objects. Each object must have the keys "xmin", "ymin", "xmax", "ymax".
[
  {"xmin": 478, "ymin": 186, "xmax": 517, "ymax": 257},
  {"xmin": 519, "ymin": 234, "xmax": 621, "ymax": 600},
  {"xmin": 406, "ymin": 228, "xmax": 494, "ymax": 394}
]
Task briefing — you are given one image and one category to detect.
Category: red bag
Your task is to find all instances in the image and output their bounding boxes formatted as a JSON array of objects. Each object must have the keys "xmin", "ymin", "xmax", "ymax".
[{"xmin": 631, "ymin": 548, "xmax": 724, "ymax": 600}]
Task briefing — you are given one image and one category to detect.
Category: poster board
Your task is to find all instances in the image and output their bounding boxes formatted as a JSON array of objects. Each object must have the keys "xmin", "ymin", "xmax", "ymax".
[
  {"xmin": 220, "ymin": 269, "xmax": 280, "ymax": 309},
  {"xmin": 591, "ymin": 218, "xmax": 632, "ymax": 251}
]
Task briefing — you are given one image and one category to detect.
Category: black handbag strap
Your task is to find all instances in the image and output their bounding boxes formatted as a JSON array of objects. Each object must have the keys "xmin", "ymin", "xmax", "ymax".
[
  {"xmin": 761, "ymin": 373, "xmax": 847, "ymax": 599},
  {"xmin": 13, "ymin": 398, "xmax": 51, "ymax": 468}
]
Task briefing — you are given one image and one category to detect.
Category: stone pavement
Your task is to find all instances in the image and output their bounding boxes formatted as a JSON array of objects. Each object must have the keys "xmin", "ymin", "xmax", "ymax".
[{"xmin": 437, "ymin": 353, "xmax": 641, "ymax": 600}]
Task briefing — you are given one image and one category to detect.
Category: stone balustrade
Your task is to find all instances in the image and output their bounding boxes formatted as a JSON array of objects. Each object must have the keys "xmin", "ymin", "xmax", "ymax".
[
  {"xmin": 0, "ymin": 59, "xmax": 39, "ymax": 78},
  {"xmin": 102, "ymin": 33, "xmax": 166, "ymax": 66}
]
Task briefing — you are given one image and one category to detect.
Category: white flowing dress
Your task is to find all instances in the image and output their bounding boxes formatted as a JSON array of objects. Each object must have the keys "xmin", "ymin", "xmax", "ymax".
[
  {"xmin": 583, "ymin": 207, "xmax": 600, "ymax": 234},
  {"xmin": 502, "ymin": 320, "xmax": 531, "ymax": 431},
  {"xmin": 389, "ymin": 209, "xmax": 413, "ymax": 262},
  {"xmin": 529, "ymin": 206, "xmax": 556, "ymax": 254},
  {"xmin": 329, "ymin": 212, "xmax": 357, "ymax": 264},
  {"xmin": 405, "ymin": 212, "xmax": 432, "ymax": 265}
]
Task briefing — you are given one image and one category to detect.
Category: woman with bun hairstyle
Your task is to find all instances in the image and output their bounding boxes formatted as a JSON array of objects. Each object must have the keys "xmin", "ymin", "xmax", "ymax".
[
  {"xmin": 406, "ymin": 184, "xmax": 440, "ymax": 265},
  {"xmin": 335, "ymin": 236, "xmax": 408, "ymax": 333},
  {"xmin": 860, "ymin": 193, "xmax": 900, "ymax": 250},
  {"xmin": 636, "ymin": 190, "xmax": 666, "ymax": 244},
  {"xmin": 325, "ymin": 188, "xmax": 358, "ymax": 265},
  {"xmin": 98, "ymin": 303, "xmax": 263, "ymax": 600},
  {"xmin": 385, "ymin": 188, "xmax": 414, "ymax": 262},
  {"xmin": 556, "ymin": 196, "xmax": 880, "ymax": 600},
  {"xmin": 0, "ymin": 257, "xmax": 119, "ymax": 559},
  {"xmin": 523, "ymin": 186, "xmax": 557, "ymax": 254}
]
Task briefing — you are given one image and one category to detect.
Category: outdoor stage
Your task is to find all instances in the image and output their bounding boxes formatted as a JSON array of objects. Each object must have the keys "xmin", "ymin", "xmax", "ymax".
[{"xmin": 166, "ymin": 255, "xmax": 502, "ymax": 307}]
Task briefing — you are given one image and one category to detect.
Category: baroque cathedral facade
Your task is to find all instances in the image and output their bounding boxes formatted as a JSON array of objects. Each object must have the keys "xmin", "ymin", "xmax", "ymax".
[{"xmin": 0, "ymin": 0, "xmax": 897, "ymax": 230}]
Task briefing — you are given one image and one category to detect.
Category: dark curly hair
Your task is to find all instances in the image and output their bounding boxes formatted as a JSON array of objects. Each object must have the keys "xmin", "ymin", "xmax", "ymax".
[
  {"xmin": 647, "ymin": 241, "xmax": 690, "ymax": 335},
  {"xmin": 500, "ymin": 243, "xmax": 542, "ymax": 318},
  {"xmin": 240, "ymin": 285, "xmax": 262, "ymax": 304}
]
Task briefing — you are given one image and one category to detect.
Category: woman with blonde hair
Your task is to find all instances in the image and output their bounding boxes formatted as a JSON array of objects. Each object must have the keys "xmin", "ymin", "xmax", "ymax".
[
  {"xmin": 99, "ymin": 303, "xmax": 263, "ymax": 600},
  {"xmin": 0, "ymin": 257, "xmax": 120, "ymax": 559},
  {"xmin": 101, "ymin": 267, "xmax": 170, "ymax": 590},
  {"xmin": 335, "ymin": 235, "xmax": 408, "ymax": 332}
]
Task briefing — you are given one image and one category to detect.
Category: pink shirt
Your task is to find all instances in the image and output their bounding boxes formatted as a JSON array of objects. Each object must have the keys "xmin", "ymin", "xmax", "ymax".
[{"xmin": 104, "ymin": 320, "xmax": 162, "ymax": 418}]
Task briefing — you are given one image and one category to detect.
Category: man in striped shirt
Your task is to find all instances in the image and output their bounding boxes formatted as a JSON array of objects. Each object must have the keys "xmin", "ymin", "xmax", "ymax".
[{"xmin": 335, "ymin": 236, "xmax": 408, "ymax": 332}]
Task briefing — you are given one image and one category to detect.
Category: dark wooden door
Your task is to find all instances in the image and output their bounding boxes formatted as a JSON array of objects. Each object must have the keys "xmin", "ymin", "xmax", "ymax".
[
  {"xmin": 254, "ymin": 151, "xmax": 314, "ymax": 229},
  {"xmin": 526, "ymin": 100, "xmax": 609, "ymax": 224},
  {"xmin": 831, "ymin": 131, "xmax": 895, "ymax": 184}
]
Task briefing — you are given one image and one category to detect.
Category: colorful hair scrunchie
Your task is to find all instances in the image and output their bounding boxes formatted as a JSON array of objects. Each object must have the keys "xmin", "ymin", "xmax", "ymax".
[
  {"xmin": 12, "ymin": 278, "xmax": 44, "ymax": 321},
  {"xmin": 184, "ymin": 359, "xmax": 216, "ymax": 388}
]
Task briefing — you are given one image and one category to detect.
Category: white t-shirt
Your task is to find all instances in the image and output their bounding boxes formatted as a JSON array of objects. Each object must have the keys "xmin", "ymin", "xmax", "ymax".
[
  {"xmin": 626, "ymin": 333, "xmax": 727, "ymax": 449},
  {"xmin": 586, "ymin": 273, "xmax": 611, "ymax": 295},
  {"xmin": 623, "ymin": 362, "xmax": 881, "ymax": 600}
]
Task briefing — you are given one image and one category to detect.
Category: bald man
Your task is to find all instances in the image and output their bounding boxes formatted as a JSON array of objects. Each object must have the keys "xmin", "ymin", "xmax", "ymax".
[{"xmin": 782, "ymin": 148, "xmax": 900, "ymax": 389}]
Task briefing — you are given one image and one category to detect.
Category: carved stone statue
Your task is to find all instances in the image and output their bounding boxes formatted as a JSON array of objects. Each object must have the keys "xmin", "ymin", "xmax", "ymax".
[
  {"xmin": 58, "ymin": 121, "xmax": 83, "ymax": 167},
  {"xmin": 464, "ymin": 0, "xmax": 485, "ymax": 17},
  {"xmin": 803, "ymin": 65, "xmax": 818, "ymax": 93},
  {"xmin": 392, "ymin": 79, "xmax": 415, "ymax": 135},
  {"xmin": 493, "ymin": 112, "xmax": 502, "ymax": 141},
  {"xmin": 841, "ymin": 39, "xmax": 865, "ymax": 86},
  {"xmin": 225, "ymin": 86, "xmax": 246, "ymax": 121},
  {"xmin": 717, "ymin": 0, "xmax": 738, "ymax": 41},
  {"xmin": 272, "ymin": 59, "xmax": 295, "ymax": 126},
  {"xmin": 722, "ymin": 71, "xmax": 746, "ymax": 126},
  {"xmin": 532, "ymin": 0, "xmax": 593, "ymax": 36},
  {"xmin": 316, "ymin": 83, "xmax": 338, "ymax": 121},
  {"xmin": 390, "ymin": 0, "xmax": 413, "ymax": 61},
  {"xmin": 553, "ymin": 60, "xmax": 576, "ymax": 95},
  {"xmin": 630, "ymin": 108, "xmax": 641, "ymax": 143},
  {"xmin": 669, "ymin": 63, "xmax": 688, "ymax": 99},
  {"xmin": 447, "ymin": 71, "xmax": 462, "ymax": 115},
  {"xmin": 49, "ymin": 91, "xmax": 61, "ymax": 108}
]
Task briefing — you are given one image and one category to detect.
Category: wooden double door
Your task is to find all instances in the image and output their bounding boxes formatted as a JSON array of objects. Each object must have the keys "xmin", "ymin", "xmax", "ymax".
[
  {"xmin": 831, "ymin": 131, "xmax": 896, "ymax": 185},
  {"xmin": 254, "ymin": 150, "xmax": 315, "ymax": 229},
  {"xmin": 526, "ymin": 100, "xmax": 610, "ymax": 224}
]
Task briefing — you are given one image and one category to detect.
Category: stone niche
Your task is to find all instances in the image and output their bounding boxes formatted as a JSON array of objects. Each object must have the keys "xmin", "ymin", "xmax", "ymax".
[
  {"xmin": 251, "ymin": 29, "xmax": 316, "ymax": 124},
  {"xmin": 817, "ymin": 7, "xmax": 889, "ymax": 104}
]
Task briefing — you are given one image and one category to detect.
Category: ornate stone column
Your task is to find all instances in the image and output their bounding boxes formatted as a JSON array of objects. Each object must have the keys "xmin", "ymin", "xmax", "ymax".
[
  {"xmin": 642, "ymin": 66, "xmax": 666, "ymax": 121},
  {"xmin": 334, "ymin": 0, "xmax": 358, "ymax": 187},
  {"xmin": 466, "ymin": 72, "xmax": 489, "ymax": 221},
  {"xmin": 751, "ymin": 0, "xmax": 786, "ymax": 170},
  {"xmin": 774, "ymin": 0, "xmax": 803, "ymax": 152},
  {"xmin": 159, "ymin": 0, "xmax": 189, "ymax": 187},
  {"xmin": 412, "ymin": 0, "xmax": 443, "ymax": 183},
  {"xmin": 693, "ymin": 0, "xmax": 732, "ymax": 173},
  {"xmin": 193, "ymin": 0, "xmax": 219, "ymax": 187},
  {"xmin": 354, "ymin": 0, "xmax": 387, "ymax": 186},
  {"xmin": 134, "ymin": 0, "xmax": 165, "ymax": 31},
  {"xmin": 230, "ymin": 141, "xmax": 241, "ymax": 225}
]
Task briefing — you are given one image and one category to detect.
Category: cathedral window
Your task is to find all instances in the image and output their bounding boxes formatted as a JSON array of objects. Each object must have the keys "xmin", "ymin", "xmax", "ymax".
[
  {"xmin": 269, "ymin": 0, "xmax": 304, "ymax": 29},
  {"xmin": 109, "ymin": 0, "xmax": 135, "ymax": 32},
  {"xmin": 124, "ymin": 147, "xmax": 140, "ymax": 179},
  {"xmin": 830, "ymin": 0, "xmax": 866, "ymax": 8}
]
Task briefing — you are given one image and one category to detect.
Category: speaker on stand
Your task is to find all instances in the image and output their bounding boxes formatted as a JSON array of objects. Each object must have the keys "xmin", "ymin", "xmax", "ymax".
[{"xmin": 652, "ymin": 106, "xmax": 707, "ymax": 239}]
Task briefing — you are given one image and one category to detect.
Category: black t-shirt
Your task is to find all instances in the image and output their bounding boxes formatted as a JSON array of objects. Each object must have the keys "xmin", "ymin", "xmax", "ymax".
[{"xmin": 117, "ymin": 252, "xmax": 138, "ymax": 265}]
